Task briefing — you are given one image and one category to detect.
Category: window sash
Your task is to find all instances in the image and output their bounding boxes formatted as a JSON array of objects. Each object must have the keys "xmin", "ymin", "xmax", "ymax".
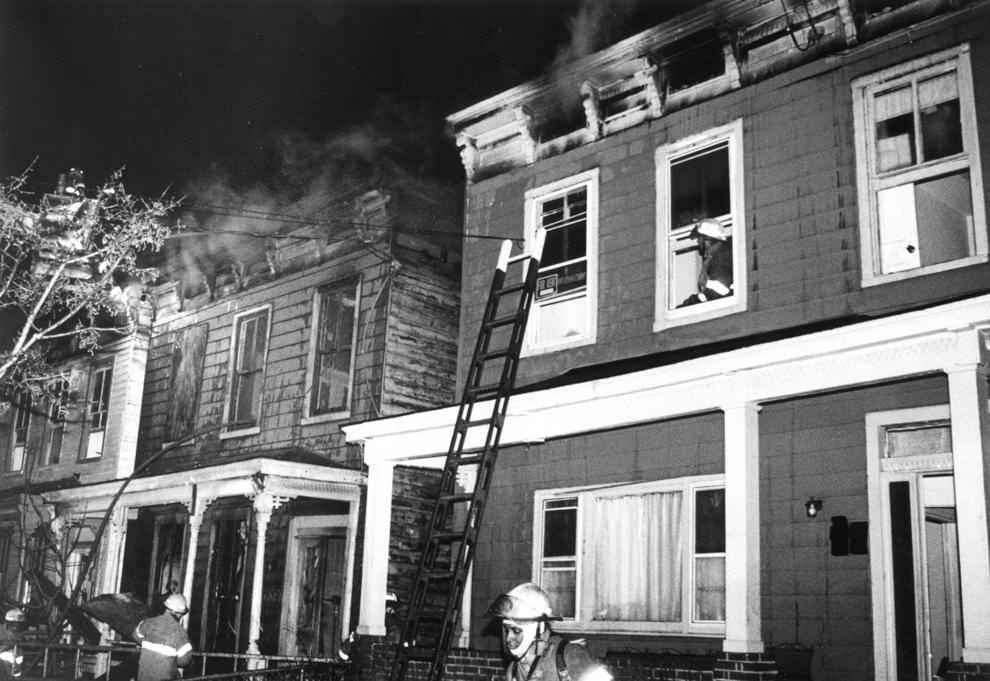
[
  {"xmin": 89, "ymin": 367, "xmax": 112, "ymax": 431},
  {"xmin": 229, "ymin": 309, "xmax": 270, "ymax": 427},
  {"xmin": 311, "ymin": 280, "xmax": 359, "ymax": 417}
]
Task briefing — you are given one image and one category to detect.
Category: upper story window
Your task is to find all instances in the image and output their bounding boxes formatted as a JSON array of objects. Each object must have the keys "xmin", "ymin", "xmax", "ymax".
[
  {"xmin": 306, "ymin": 278, "xmax": 360, "ymax": 421},
  {"xmin": 7, "ymin": 394, "xmax": 31, "ymax": 472},
  {"xmin": 165, "ymin": 323, "xmax": 209, "ymax": 444},
  {"xmin": 534, "ymin": 476, "xmax": 725, "ymax": 635},
  {"xmin": 853, "ymin": 44, "xmax": 987, "ymax": 286},
  {"xmin": 655, "ymin": 120, "xmax": 746, "ymax": 330},
  {"xmin": 226, "ymin": 306, "xmax": 271, "ymax": 433},
  {"xmin": 83, "ymin": 364, "xmax": 112, "ymax": 460},
  {"xmin": 43, "ymin": 378, "xmax": 68, "ymax": 465},
  {"xmin": 524, "ymin": 169, "xmax": 599, "ymax": 354}
]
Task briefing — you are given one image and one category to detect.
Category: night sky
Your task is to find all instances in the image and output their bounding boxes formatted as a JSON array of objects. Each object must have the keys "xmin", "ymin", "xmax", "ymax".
[{"xmin": 0, "ymin": 0, "xmax": 692, "ymax": 208}]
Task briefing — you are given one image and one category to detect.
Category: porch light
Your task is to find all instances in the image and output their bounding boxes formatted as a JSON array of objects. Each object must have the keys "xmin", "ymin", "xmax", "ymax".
[{"xmin": 805, "ymin": 497, "xmax": 823, "ymax": 518}]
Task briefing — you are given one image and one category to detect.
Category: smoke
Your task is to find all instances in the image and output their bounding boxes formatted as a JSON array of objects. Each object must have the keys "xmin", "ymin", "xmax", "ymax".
[{"xmin": 552, "ymin": 0, "xmax": 642, "ymax": 69}]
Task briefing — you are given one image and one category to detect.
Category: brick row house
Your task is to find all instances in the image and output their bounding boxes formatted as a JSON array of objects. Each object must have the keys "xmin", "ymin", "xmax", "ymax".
[
  {"xmin": 0, "ymin": 187, "xmax": 461, "ymax": 664},
  {"xmin": 343, "ymin": 1, "xmax": 990, "ymax": 680}
]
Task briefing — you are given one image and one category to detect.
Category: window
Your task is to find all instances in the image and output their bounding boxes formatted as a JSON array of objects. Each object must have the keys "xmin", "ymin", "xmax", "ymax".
[
  {"xmin": 534, "ymin": 476, "xmax": 725, "ymax": 634},
  {"xmin": 655, "ymin": 120, "xmax": 745, "ymax": 330},
  {"xmin": 227, "ymin": 307, "xmax": 270, "ymax": 431},
  {"xmin": 7, "ymin": 394, "xmax": 31, "ymax": 471},
  {"xmin": 83, "ymin": 365, "xmax": 112, "ymax": 459},
  {"xmin": 306, "ymin": 278, "xmax": 360, "ymax": 420},
  {"xmin": 165, "ymin": 324, "xmax": 208, "ymax": 443},
  {"xmin": 524, "ymin": 170, "xmax": 599, "ymax": 353},
  {"xmin": 853, "ymin": 45, "xmax": 987, "ymax": 285},
  {"xmin": 44, "ymin": 378, "xmax": 68, "ymax": 465}
]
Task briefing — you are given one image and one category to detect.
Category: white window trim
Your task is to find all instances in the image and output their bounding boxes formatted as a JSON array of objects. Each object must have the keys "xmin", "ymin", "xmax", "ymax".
[
  {"xmin": 532, "ymin": 474, "xmax": 725, "ymax": 636},
  {"xmin": 522, "ymin": 169, "xmax": 599, "ymax": 355},
  {"xmin": 222, "ymin": 304, "xmax": 272, "ymax": 436},
  {"xmin": 82, "ymin": 364, "xmax": 113, "ymax": 461},
  {"xmin": 852, "ymin": 43, "xmax": 988, "ymax": 287},
  {"xmin": 8, "ymin": 397, "xmax": 30, "ymax": 472},
  {"xmin": 654, "ymin": 119, "xmax": 747, "ymax": 331},
  {"xmin": 301, "ymin": 276, "xmax": 362, "ymax": 426}
]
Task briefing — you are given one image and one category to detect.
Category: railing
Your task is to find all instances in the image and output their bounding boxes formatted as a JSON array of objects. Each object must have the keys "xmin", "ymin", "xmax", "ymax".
[{"xmin": 10, "ymin": 641, "xmax": 348, "ymax": 681}]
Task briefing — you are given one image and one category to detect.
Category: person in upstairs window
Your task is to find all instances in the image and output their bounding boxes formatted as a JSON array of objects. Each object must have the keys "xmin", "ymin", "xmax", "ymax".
[
  {"xmin": 679, "ymin": 218, "xmax": 733, "ymax": 307},
  {"xmin": 487, "ymin": 582, "xmax": 612, "ymax": 681},
  {"xmin": 0, "ymin": 608, "xmax": 26, "ymax": 681},
  {"xmin": 133, "ymin": 594, "xmax": 193, "ymax": 681}
]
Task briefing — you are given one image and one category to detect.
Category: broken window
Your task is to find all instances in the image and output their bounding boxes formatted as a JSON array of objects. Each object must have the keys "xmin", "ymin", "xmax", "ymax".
[
  {"xmin": 656, "ymin": 120, "xmax": 745, "ymax": 328},
  {"xmin": 165, "ymin": 323, "xmax": 208, "ymax": 443},
  {"xmin": 43, "ymin": 378, "xmax": 68, "ymax": 465},
  {"xmin": 535, "ymin": 476, "xmax": 725, "ymax": 633},
  {"xmin": 853, "ymin": 45, "xmax": 987, "ymax": 284},
  {"xmin": 82, "ymin": 364, "xmax": 112, "ymax": 459},
  {"xmin": 524, "ymin": 170, "xmax": 599, "ymax": 353},
  {"xmin": 227, "ymin": 307, "xmax": 270, "ymax": 430},
  {"xmin": 7, "ymin": 394, "xmax": 31, "ymax": 471},
  {"xmin": 309, "ymin": 278, "xmax": 360, "ymax": 418},
  {"xmin": 656, "ymin": 29, "xmax": 725, "ymax": 94}
]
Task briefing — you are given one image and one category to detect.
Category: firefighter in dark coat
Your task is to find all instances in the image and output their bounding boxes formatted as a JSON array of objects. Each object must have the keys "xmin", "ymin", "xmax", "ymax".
[
  {"xmin": 133, "ymin": 594, "xmax": 193, "ymax": 681},
  {"xmin": 0, "ymin": 608, "xmax": 25, "ymax": 681},
  {"xmin": 487, "ymin": 583, "xmax": 611, "ymax": 681},
  {"xmin": 679, "ymin": 218, "xmax": 734, "ymax": 307}
]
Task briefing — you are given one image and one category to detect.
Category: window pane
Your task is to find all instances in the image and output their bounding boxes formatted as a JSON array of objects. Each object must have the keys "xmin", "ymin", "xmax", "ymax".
[
  {"xmin": 312, "ymin": 284, "xmax": 357, "ymax": 416},
  {"xmin": 914, "ymin": 170, "xmax": 972, "ymax": 266},
  {"xmin": 543, "ymin": 222, "xmax": 587, "ymax": 268},
  {"xmin": 875, "ymin": 85, "xmax": 916, "ymax": 172},
  {"xmin": 695, "ymin": 489, "xmax": 725, "ymax": 554},
  {"xmin": 670, "ymin": 145, "xmax": 730, "ymax": 229},
  {"xmin": 695, "ymin": 556, "xmax": 725, "ymax": 621},
  {"xmin": 541, "ymin": 569, "xmax": 576, "ymax": 619},
  {"xmin": 543, "ymin": 501, "xmax": 576, "ymax": 557}
]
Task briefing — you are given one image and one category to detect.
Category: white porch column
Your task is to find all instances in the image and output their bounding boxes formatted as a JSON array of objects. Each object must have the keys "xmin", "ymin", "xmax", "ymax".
[
  {"xmin": 182, "ymin": 509, "xmax": 205, "ymax": 607},
  {"xmin": 357, "ymin": 461, "xmax": 394, "ymax": 636},
  {"xmin": 722, "ymin": 400, "xmax": 763, "ymax": 653},
  {"xmin": 246, "ymin": 491, "xmax": 284, "ymax": 662},
  {"xmin": 946, "ymin": 358, "xmax": 990, "ymax": 663}
]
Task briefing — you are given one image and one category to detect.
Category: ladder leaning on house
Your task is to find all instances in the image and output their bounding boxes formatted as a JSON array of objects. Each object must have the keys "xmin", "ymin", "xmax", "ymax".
[{"xmin": 389, "ymin": 229, "xmax": 546, "ymax": 681}]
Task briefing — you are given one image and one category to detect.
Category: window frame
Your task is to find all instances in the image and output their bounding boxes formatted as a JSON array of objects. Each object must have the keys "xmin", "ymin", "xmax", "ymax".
[
  {"xmin": 222, "ymin": 305, "xmax": 272, "ymax": 437},
  {"xmin": 7, "ymin": 394, "xmax": 31, "ymax": 472},
  {"xmin": 654, "ymin": 119, "xmax": 747, "ymax": 331},
  {"xmin": 42, "ymin": 378, "xmax": 69, "ymax": 466},
  {"xmin": 532, "ymin": 474, "xmax": 725, "ymax": 636},
  {"xmin": 852, "ymin": 43, "xmax": 987, "ymax": 287},
  {"xmin": 302, "ymin": 277, "xmax": 362, "ymax": 424},
  {"xmin": 81, "ymin": 364, "xmax": 113, "ymax": 461},
  {"xmin": 522, "ymin": 169, "xmax": 599, "ymax": 355}
]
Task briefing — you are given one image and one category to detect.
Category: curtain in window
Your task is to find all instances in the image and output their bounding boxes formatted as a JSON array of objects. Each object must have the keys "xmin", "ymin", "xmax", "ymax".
[{"xmin": 590, "ymin": 491, "xmax": 682, "ymax": 621}]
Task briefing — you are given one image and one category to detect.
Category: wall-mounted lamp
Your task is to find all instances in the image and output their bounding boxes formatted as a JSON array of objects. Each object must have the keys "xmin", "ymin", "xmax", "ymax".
[{"xmin": 805, "ymin": 497, "xmax": 823, "ymax": 518}]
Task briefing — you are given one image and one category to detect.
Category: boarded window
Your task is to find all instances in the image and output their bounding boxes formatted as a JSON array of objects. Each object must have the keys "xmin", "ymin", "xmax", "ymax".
[{"xmin": 166, "ymin": 323, "xmax": 208, "ymax": 442}]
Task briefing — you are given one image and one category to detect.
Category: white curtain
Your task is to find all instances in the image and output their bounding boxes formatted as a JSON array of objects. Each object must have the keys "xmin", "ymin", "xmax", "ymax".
[{"xmin": 590, "ymin": 491, "xmax": 682, "ymax": 621}]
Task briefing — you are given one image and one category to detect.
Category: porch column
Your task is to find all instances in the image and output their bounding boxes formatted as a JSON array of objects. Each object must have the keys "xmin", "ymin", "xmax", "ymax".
[
  {"xmin": 722, "ymin": 400, "xmax": 763, "ymax": 653},
  {"xmin": 246, "ymin": 491, "xmax": 284, "ymax": 662},
  {"xmin": 182, "ymin": 509, "xmax": 205, "ymax": 607},
  {"xmin": 357, "ymin": 461, "xmax": 394, "ymax": 636},
  {"xmin": 946, "ymin": 356, "xmax": 990, "ymax": 663}
]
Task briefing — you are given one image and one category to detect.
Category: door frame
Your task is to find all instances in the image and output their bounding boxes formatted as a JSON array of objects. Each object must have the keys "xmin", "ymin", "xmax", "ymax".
[
  {"xmin": 279, "ymin": 514, "xmax": 357, "ymax": 655},
  {"xmin": 867, "ymin": 405, "xmax": 954, "ymax": 680}
]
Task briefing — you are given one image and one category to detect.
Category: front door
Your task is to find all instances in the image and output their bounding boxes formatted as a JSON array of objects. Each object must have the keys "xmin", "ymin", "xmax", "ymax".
[
  {"xmin": 870, "ymin": 414, "xmax": 963, "ymax": 681},
  {"xmin": 204, "ymin": 516, "xmax": 249, "ymax": 653},
  {"xmin": 294, "ymin": 531, "xmax": 346, "ymax": 658}
]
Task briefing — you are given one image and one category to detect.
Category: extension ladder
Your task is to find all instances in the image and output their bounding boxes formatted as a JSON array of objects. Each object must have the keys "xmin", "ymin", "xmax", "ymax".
[{"xmin": 389, "ymin": 229, "xmax": 546, "ymax": 681}]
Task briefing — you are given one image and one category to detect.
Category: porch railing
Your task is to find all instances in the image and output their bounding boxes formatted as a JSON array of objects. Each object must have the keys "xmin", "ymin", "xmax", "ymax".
[{"xmin": 10, "ymin": 641, "xmax": 348, "ymax": 681}]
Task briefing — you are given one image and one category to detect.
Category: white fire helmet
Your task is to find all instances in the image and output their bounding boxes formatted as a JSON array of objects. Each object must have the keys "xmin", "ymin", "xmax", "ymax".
[
  {"xmin": 4, "ymin": 608, "xmax": 24, "ymax": 623},
  {"xmin": 486, "ymin": 582, "xmax": 559, "ymax": 622},
  {"xmin": 691, "ymin": 218, "xmax": 729, "ymax": 241},
  {"xmin": 164, "ymin": 593, "xmax": 188, "ymax": 615}
]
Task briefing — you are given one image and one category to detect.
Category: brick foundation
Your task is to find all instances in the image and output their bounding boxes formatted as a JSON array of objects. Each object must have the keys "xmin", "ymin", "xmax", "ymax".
[{"xmin": 712, "ymin": 652, "xmax": 777, "ymax": 681}]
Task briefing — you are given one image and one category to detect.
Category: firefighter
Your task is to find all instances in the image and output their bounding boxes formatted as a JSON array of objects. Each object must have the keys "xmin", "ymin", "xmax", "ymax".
[
  {"xmin": 0, "ymin": 608, "xmax": 25, "ymax": 681},
  {"xmin": 133, "ymin": 593, "xmax": 193, "ymax": 681},
  {"xmin": 679, "ymin": 218, "xmax": 733, "ymax": 307},
  {"xmin": 487, "ymin": 583, "xmax": 611, "ymax": 681}
]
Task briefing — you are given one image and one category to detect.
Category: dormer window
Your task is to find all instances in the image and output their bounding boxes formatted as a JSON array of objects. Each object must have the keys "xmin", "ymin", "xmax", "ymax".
[{"xmin": 657, "ymin": 29, "xmax": 726, "ymax": 95}]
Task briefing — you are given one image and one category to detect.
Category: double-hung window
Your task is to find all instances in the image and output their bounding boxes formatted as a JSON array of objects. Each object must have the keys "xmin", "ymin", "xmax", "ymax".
[
  {"xmin": 853, "ymin": 44, "xmax": 987, "ymax": 285},
  {"xmin": 7, "ymin": 395, "xmax": 31, "ymax": 471},
  {"xmin": 226, "ymin": 307, "xmax": 270, "ymax": 433},
  {"xmin": 655, "ymin": 120, "xmax": 745, "ymax": 329},
  {"xmin": 83, "ymin": 365, "xmax": 112, "ymax": 459},
  {"xmin": 523, "ymin": 169, "xmax": 598, "ymax": 353},
  {"xmin": 306, "ymin": 278, "xmax": 360, "ymax": 421},
  {"xmin": 44, "ymin": 378, "xmax": 68, "ymax": 465},
  {"xmin": 534, "ymin": 476, "xmax": 725, "ymax": 635}
]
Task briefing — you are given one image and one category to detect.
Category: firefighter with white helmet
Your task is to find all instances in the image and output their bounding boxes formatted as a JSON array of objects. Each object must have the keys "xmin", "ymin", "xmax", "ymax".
[
  {"xmin": 0, "ymin": 608, "xmax": 25, "ymax": 680},
  {"xmin": 487, "ymin": 583, "xmax": 612, "ymax": 681},
  {"xmin": 133, "ymin": 593, "xmax": 193, "ymax": 681},
  {"xmin": 680, "ymin": 218, "xmax": 733, "ymax": 307}
]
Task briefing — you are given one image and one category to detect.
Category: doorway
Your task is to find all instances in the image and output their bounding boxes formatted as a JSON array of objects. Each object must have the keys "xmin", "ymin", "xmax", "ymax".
[
  {"xmin": 868, "ymin": 409, "xmax": 963, "ymax": 681},
  {"xmin": 203, "ymin": 515, "xmax": 249, "ymax": 653}
]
